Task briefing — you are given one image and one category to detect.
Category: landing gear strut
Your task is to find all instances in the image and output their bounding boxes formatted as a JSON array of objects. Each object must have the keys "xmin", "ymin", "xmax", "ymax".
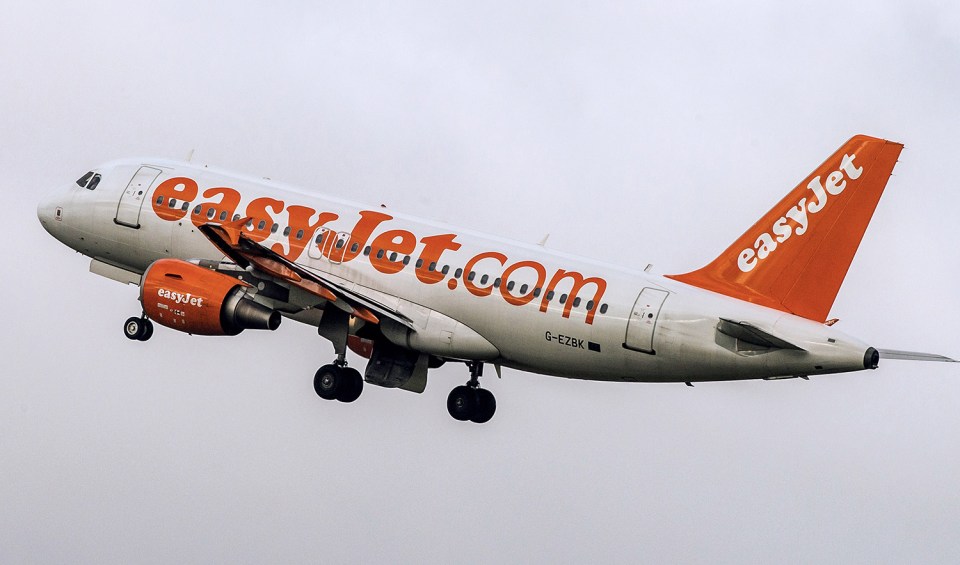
[
  {"xmin": 123, "ymin": 315, "xmax": 153, "ymax": 341},
  {"xmin": 447, "ymin": 361, "xmax": 496, "ymax": 424},
  {"xmin": 313, "ymin": 352, "xmax": 364, "ymax": 403}
]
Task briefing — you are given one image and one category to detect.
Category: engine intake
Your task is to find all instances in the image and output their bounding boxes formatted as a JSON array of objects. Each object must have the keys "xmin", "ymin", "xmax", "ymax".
[{"xmin": 141, "ymin": 258, "xmax": 280, "ymax": 336}]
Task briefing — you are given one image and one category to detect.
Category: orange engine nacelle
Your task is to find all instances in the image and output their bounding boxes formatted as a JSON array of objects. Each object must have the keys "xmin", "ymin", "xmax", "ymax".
[{"xmin": 141, "ymin": 259, "xmax": 281, "ymax": 336}]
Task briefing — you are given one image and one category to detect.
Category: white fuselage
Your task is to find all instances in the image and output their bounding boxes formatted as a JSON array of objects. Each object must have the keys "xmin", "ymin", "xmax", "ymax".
[{"xmin": 38, "ymin": 158, "xmax": 873, "ymax": 383}]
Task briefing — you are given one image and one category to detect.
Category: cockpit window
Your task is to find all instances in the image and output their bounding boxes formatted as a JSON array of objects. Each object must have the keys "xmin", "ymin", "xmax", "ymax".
[
  {"xmin": 76, "ymin": 172, "xmax": 94, "ymax": 187},
  {"xmin": 86, "ymin": 174, "xmax": 101, "ymax": 191}
]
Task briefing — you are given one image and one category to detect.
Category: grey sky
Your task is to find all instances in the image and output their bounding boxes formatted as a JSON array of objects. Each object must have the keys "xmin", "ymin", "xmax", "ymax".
[{"xmin": 3, "ymin": 1, "xmax": 959, "ymax": 563}]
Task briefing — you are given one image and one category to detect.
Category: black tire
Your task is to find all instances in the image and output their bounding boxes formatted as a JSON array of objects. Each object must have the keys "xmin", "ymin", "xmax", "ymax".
[
  {"xmin": 138, "ymin": 319, "xmax": 154, "ymax": 341},
  {"xmin": 336, "ymin": 367, "xmax": 364, "ymax": 403},
  {"xmin": 314, "ymin": 365, "xmax": 342, "ymax": 400},
  {"xmin": 471, "ymin": 388, "xmax": 496, "ymax": 424},
  {"xmin": 124, "ymin": 317, "xmax": 144, "ymax": 341},
  {"xmin": 447, "ymin": 386, "xmax": 478, "ymax": 421}
]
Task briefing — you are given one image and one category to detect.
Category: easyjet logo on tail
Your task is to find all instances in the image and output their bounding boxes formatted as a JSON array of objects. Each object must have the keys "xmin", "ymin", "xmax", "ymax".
[{"xmin": 737, "ymin": 153, "xmax": 864, "ymax": 272}]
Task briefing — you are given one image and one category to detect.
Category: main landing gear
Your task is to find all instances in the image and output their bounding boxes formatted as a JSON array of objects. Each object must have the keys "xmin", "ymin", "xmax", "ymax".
[
  {"xmin": 447, "ymin": 361, "xmax": 496, "ymax": 424},
  {"xmin": 313, "ymin": 353, "xmax": 364, "ymax": 403},
  {"xmin": 123, "ymin": 315, "xmax": 153, "ymax": 341}
]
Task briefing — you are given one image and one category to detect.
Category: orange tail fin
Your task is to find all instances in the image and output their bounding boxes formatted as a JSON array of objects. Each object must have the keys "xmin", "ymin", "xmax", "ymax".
[{"xmin": 666, "ymin": 135, "xmax": 903, "ymax": 322}]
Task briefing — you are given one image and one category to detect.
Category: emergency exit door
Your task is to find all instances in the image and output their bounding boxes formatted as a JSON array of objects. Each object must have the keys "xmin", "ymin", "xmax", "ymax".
[{"xmin": 623, "ymin": 287, "xmax": 669, "ymax": 354}]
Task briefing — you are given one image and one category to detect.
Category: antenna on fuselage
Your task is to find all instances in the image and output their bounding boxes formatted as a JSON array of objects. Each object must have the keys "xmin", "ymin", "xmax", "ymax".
[
  {"xmin": 186, "ymin": 148, "xmax": 196, "ymax": 163},
  {"xmin": 538, "ymin": 233, "xmax": 550, "ymax": 247}
]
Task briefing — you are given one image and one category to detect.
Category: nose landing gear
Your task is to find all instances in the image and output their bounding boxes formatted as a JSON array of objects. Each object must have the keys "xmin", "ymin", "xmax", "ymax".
[{"xmin": 447, "ymin": 362, "xmax": 496, "ymax": 424}]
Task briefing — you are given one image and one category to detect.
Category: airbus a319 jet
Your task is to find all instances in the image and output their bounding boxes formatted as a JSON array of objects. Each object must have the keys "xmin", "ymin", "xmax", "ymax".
[{"xmin": 37, "ymin": 135, "xmax": 955, "ymax": 423}]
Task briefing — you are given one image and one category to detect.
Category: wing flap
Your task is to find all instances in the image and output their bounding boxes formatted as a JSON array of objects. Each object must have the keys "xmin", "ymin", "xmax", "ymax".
[{"xmin": 198, "ymin": 218, "xmax": 413, "ymax": 329}]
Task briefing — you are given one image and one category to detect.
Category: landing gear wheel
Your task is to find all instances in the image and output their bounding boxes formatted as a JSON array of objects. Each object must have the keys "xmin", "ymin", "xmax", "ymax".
[
  {"xmin": 447, "ymin": 385, "xmax": 479, "ymax": 421},
  {"xmin": 138, "ymin": 319, "xmax": 154, "ymax": 342},
  {"xmin": 123, "ymin": 317, "xmax": 152, "ymax": 341},
  {"xmin": 336, "ymin": 367, "xmax": 364, "ymax": 403},
  {"xmin": 314, "ymin": 364, "xmax": 343, "ymax": 400},
  {"xmin": 471, "ymin": 388, "xmax": 496, "ymax": 424}
]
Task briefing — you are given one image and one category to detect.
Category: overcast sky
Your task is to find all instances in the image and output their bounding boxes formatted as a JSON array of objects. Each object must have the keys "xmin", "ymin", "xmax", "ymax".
[{"xmin": 3, "ymin": 1, "xmax": 960, "ymax": 563}]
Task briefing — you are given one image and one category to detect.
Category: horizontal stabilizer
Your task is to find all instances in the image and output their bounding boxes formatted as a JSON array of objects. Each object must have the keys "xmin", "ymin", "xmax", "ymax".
[
  {"xmin": 717, "ymin": 318, "xmax": 805, "ymax": 351},
  {"xmin": 878, "ymin": 349, "xmax": 958, "ymax": 363}
]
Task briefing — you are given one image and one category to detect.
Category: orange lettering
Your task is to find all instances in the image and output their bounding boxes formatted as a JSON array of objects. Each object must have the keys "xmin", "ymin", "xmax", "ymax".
[
  {"xmin": 370, "ymin": 229, "xmax": 417, "ymax": 274},
  {"xmin": 243, "ymin": 197, "xmax": 284, "ymax": 243},
  {"xmin": 192, "ymin": 187, "xmax": 242, "ymax": 228},
  {"xmin": 540, "ymin": 270, "xmax": 607, "ymax": 325},
  {"xmin": 152, "ymin": 177, "xmax": 198, "ymax": 221},
  {"xmin": 463, "ymin": 252, "xmax": 507, "ymax": 297},
  {"xmin": 274, "ymin": 205, "xmax": 338, "ymax": 261},
  {"xmin": 329, "ymin": 210, "xmax": 393, "ymax": 263},
  {"xmin": 416, "ymin": 234, "xmax": 462, "ymax": 284},
  {"xmin": 500, "ymin": 261, "xmax": 547, "ymax": 306}
]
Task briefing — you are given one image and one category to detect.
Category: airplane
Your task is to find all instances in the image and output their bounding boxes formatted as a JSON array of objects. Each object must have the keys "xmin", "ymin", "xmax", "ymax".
[{"xmin": 36, "ymin": 135, "xmax": 955, "ymax": 423}]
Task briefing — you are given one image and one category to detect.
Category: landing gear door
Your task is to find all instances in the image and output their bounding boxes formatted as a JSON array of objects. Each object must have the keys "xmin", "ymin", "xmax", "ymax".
[
  {"xmin": 624, "ymin": 287, "xmax": 669, "ymax": 354},
  {"xmin": 115, "ymin": 166, "xmax": 163, "ymax": 228}
]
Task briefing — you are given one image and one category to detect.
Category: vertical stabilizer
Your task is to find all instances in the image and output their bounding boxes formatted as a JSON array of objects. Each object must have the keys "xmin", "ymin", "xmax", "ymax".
[{"xmin": 666, "ymin": 135, "xmax": 903, "ymax": 322}]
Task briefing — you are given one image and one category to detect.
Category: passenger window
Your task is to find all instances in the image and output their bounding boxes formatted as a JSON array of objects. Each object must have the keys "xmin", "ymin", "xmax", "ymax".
[
  {"xmin": 377, "ymin": 249, "xmax": 385, "ymax": 259},
  {"xmin": 364, "ymin": 246, "xmax": 371, "ymax": 256},
  {"xmin": 559, "ymin": 294, "xmax": 567, "ymax": 304},
  {"xmin": 87, "ymin": 174, "xmax": 101, "ymax": 190},
  {"xmin": 546, "ymin": 290, "xmax": 555, "ymax": 300},
  {"xmin": 455, "ymin": 268, "xmax": 463, "ymax": 278},
  {"xmin": 336, "ymin": 239, "xmax": 345, "ymax": 249},
  {"xmin": 520, "ymin": 284, "xmax": 528, "ymax": 294},
  {"xmin": 441, "ymin": 265, "xmax": 449, "ymax": 275},
  {"xmin": 351, "ymin": 243, "xmax": 360, "ymax": 253},
  {"xmin": 168, "ymin": 198, "xmax": 177, "ymax": 208},
  {"xmin": 480, "ymin": 274, "xmax": 489, "ymax": 285},
  {"xmin": 207, "ymin": 208, "xmax": 216, "ymax": 219},
  {"xmin": 428, "ymin": 262, "xmax": 436, "ymax": 272},
  {"xmin": 315, "ymin": 233, "xmax": 323, "ymax": 244},
  {"xmin": 493, "ymin": 278, "xmax": 501, "ymax": 288},
  {"xmin": 600, "ymin": 304, "xmax": 608, "ymax": 314},
  {"xmin": 403, "ymin": 256, "xmax": 410, "ymax": 265},
  {"xmin": 257, "ymin": 220, "xmax": 266, "ymax": 230},
  {"xmin": 283, "ymin": 226, "xmax": 291, "ymax": 236},
  {"xmin": 194, "ymin": 205, "xmax": 202, "ymax": 215},
  {"xmin": 181, "ymin": 202, "xmax": 189, "ymax": 211},
  {"xmin": 271, "ymin": 223, "xmax": 279, "ymax": 234},
  {"xmin": 295, "ymin": 230, "xmax": 304, "ymax": 240},
  {"xmin": 233, "ymin": 214, "xmax": 241, "ymax": 222},
  {"xmin": 416, "ymin": 259, "xmax": 424, "ymax": 268},
  {"xmin": 586, "ymin": 300, "xmax": 595, "ymax": 311},
  {"xmin": 219, "ymin": 211, "xmax": 227, "ymax": 221},
  {"xmin": 533, "ymin": 287, "xmax": 542, "ymax": 297},
  {"xmin": 468, "ymin": 271, "xmax": 476, "ymax": 281},
  {"xmin": 76, "ymin": 172, "xmax": 94, "ymax": 187},
  {"xmin": 573, "ymin": 297, "xmax": 581, "ymax": 307},
  {"xmin": 506, "ymin": 281, "xmax": 515, "ymax": 291},
  {"xmin": 155, "ymin": 195, "xmax": 164, "ymax": 205}
]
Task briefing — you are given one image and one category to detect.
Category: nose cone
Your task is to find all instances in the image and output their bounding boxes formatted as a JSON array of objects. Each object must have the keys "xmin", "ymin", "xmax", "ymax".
[{"xmin": 37, "ymin": 193, "xmax": 59, "ymax": 234}]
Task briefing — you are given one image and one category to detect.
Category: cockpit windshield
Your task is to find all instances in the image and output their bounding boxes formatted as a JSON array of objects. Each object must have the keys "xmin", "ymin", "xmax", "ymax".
[{"xmin": 76, "ymin": 171, "xmax": 101, "ymax": 190}]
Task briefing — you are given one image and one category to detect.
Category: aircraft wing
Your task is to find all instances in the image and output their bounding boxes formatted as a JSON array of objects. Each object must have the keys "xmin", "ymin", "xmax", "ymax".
[{"xmin": 198, "ymin": 218, "xmax": 416, "ymax": 330}]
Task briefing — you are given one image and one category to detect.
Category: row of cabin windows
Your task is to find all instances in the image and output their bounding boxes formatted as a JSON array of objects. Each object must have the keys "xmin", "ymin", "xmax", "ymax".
[
  {"xmin": 153, "ymin": 194, "xmax": 610, "ymax": 315},
  {"xmin": 355, "ymin": 243, "xmax": 609, "ymax": 314}
]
